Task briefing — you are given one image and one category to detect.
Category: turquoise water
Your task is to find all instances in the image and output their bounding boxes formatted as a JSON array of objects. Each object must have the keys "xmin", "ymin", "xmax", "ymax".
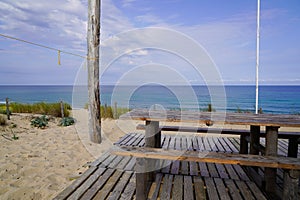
[{"xmin": 0, "ymin": 85, "xmax": 300, "ymax": 114}]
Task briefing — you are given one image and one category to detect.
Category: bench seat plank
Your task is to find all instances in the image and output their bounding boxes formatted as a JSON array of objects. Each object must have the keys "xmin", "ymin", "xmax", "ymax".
[{"xmin": 112, "ymin": 146, "xmax": 300, "ymax": 170}]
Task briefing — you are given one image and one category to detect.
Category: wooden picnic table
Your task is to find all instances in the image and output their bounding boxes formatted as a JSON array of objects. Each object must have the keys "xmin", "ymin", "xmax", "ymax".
[{"xmin": 120, "ymin": 109, "xmax": 300, "ymax": 198}]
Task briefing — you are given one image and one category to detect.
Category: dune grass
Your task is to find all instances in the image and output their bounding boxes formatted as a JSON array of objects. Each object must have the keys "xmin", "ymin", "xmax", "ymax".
[{"xmin": 8, "ymin": 102, "xmax": 71, "ymax": 117}]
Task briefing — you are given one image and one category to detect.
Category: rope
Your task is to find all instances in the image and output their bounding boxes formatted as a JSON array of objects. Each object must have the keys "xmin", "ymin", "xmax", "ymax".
[{"xmin": 0, "ymin": 33, "xmax": 97, "ymax": 61}]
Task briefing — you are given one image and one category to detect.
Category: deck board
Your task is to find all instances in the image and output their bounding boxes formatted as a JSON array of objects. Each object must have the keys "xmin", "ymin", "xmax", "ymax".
[{"xmin": 55, "ymin": 133, "xmax": 300, "ymax": 200}]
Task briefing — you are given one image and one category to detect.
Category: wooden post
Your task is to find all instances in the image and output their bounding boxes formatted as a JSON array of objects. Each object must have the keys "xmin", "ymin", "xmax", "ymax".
[
  {"xmin": 265, "ymin": 126, "xmax": 279, "ymax": 196},
  {"xmin": 250, "ymin": 125, "xmax": 260, "ymax": 155},
  {"xmin": 87, "ymin": 0, "xmax": 101, "ymax": 143},
  {"xmin": 239, "ymin": 134, "xmax": 248, "ymax": 154},
  {"xmin": 60, "ymin": 100, "xmax": 64, "ymax": 118},
  {"xmin": 288, "ymin": 137, "xmax": 298, "ymax": 158},
  {"xmin": 6, "ymin": 98, "xmax": 10, "ymax": 120},
  {"xmin": 282, "ymin": 170, "xmax": 299, "ymax": 199},
  {"xmin": 114, "ymin": 102, "xmax": 117, "ymax": 119},
  {"xmin": 136, "ymin": 120, "xmax": 161, "ymax": 199}
]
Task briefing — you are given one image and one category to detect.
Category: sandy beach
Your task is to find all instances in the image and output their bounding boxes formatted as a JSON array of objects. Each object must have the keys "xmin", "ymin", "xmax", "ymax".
[{"xmin": 0, "ymin": 110, "xmax": 131, "ymax": 200}]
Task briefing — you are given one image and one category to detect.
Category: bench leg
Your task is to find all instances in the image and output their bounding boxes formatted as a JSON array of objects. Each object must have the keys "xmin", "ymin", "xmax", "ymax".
[
  {"xmin": 288, "ymin": 137, "xmax": 299, "ymax": 158},
  {"xmin": 239, "ymin": 134, "xmax": 248, "ymax": 154},
  {"xmin": 283, "ymin": 170, "xmax": 300, "ymax": 200},
  {"xmin": 250, "ymin": 125, "xmax": 260, "ymax": 155},
  {"xmin": 265, "ymin": 126, "xmax": 279, "ymax": 195}
]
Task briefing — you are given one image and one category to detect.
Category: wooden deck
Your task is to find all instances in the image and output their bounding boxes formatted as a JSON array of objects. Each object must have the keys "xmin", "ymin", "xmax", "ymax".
[{"xmin": 55, "ymin": 133, "xmax": 300, "ymax": 200}]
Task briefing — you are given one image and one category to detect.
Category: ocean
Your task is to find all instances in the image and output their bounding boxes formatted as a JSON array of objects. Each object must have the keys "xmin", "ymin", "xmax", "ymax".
[{"xmin": 0, "ymin": 85, "xmax": 299, "ymax": 114}]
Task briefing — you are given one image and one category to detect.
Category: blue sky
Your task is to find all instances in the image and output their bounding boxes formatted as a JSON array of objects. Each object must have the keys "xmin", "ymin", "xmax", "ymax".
[{"xmin": 0, "ymin": 0, "xmax": 299, "ymax": 85}]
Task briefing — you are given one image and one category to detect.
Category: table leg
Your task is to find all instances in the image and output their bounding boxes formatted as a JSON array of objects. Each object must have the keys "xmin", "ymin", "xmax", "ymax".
[
  {"xmin": 250, "ymin": 125, "xmax": 260, "ymax": 155},
  {"xmin": 136, "ymin": 120, "xmax": 161, "ymax": 200},
  {"xmin": 145, "ymin": 120, "xmax": 161, "ymax": 148},
  {"xmin": 265, "ymin": 126, "xmax": 279, "ymax": 195}
]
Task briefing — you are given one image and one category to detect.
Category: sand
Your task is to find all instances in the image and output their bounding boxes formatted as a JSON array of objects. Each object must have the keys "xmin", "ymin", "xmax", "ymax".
[
  {"xmin": 1, "ymin": 110, "xmax": 299, "ymax": 199},
  {"xmin": 0, "ymin": 110, "xmax": 131, "ymax": 200}
]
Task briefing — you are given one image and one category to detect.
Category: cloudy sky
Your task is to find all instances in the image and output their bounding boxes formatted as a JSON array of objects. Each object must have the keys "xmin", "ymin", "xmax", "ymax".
[{"xmin": 0, "ymin": 0, "xmax": 299, "ymax": 85}]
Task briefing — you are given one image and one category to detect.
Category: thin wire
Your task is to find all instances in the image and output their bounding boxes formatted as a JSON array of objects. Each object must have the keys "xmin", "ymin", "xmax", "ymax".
[{"xmin": 0, "ymin": 33, "xmax": 96, "ymax": 60}]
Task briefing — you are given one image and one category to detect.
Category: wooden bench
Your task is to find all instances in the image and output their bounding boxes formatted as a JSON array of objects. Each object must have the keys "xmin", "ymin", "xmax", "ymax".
[
  {"xmin": 112, "ymin": 145, "xmax": 300, "ymax": 200},
  {"xmin": 137, "ymin": 124, "xmax": 300, "ymax": 157}
]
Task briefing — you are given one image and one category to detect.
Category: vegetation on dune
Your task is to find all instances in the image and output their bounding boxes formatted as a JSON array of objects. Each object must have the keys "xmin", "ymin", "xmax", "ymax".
[
  {"xmin": 31, "ymin": 115, "xmax": 49, "ymax": 128},
  {"xmin": 85, "ymin": 103, "xmax": 130, "ymax": 119},
  {"xmin": 202, "ymin": 103, "xmax": 216, "ymax": 112},
  {"xmin": 9, "ymin": 102, "xmax": 71, "ymax": 117},
  {"xmin": 59, "ymin": 117, "xmax": 75, "ymax": 126},
  {"xmin": 0, "ymin": 114, "xmax": 7, "ymax": 126}
]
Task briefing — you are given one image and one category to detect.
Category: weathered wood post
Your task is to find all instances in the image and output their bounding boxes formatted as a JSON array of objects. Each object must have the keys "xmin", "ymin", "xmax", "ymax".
[
  {"xmin": 6, "ymin": 97, "xmax": 10, "ymax": 120},
  {"xmin": 60, "ymin": 100, "xmax": 64, "ymax": 118},
  {"xmin": 87, "ymin": 0, "xmax": 101, "ymax": 143},
  {"xmin": 136, "ymin": 120, "xmax": 161, "ymax": 199},
  {"xmin": 265, "ymin": 126, "xmax": 279, "ymax": 196},
  {"xmin": 114, "ymin": 102, "xmax": 117, "ymax": 119}
]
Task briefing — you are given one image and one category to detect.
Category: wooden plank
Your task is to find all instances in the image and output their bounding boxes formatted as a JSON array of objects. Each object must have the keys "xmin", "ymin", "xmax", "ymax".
[
  {"xmin": 198, "ymin": 162, "xmax": 209, "ymax": 177},
  {"xmin": 245, "ymin": 180, "xmax": 267, "ymax": 200},
  {"xmin": 172, "ymin": 175, "xmax": 183, "ymax": 200},
  {"xmin": 114, "ymin": 133, "xmax": 131, "ymax": 145},
  {"xmin": 160, "ymin": 174, "xmax": 173, "ymax": 200},
  {"xmin": 120, "ymin": 174, "xmax": 136, "ymax": 200},
  {"xmin": 93, "ymin": 170, "xmax": 123, "ymax": 200},
  {"xmin": 184, "ymin": 175, "xmax": 194, "ymax": 200},
  {"xmin": 53, "ymin": 166, "xmax": 98, "ymax": 200},
  {"xmin": 171, "ymin": 137, "xmax": 180, "ymax": 174},
  {"xmin": 108, "ymin": 155, "xmax": 124, "ymax": 168},
  {"xmin": 207, "ymin": 163, "xmax": 219, "ymax": 178},
  {"xmin": 149, "ymin": 173, "xmax": 163, "ymax": 200},
  {"xmin": 115, "ymin": 156, "xmax": 132, "ymax": 170},
  {"xmin": 79, "ymin": 168, "xmax": 114, "ymax": 199},
  {"xmin": 107, "ymin": 171, "xmax": 133, "ymax": 200},
  {"xmin": 112, "ymin": 146, "xmax": 300, "ymax": 170},
  {"xmin": 232, "ymin": 165, "xmax": 250, "ymax": 181},
  {"xmin": 121, "ymin": 109, "xmax": 300, "ymax": 127},
  {"xmin": 193, "ymin": 176, "xmax": 206, "ymax": 200},
  {"xmin": 236, "ymin": 181, "xmax": 255, "ymax": 200},
  {"xmin": 218, "ymin": 137, "xmax": 232, "ymax": 152},
  {"xmin": 121, "ymin": 133, "xmax": 137, "ymax": 146},
  {"xmin": 181, "ymin": 137, "xmax": 189, "ymax": 175},
  {"xmin": 197, "ymin": 136, "xmax": 205, "ymax": 151},
  {"xmin": 214, "ymin": 178, "xmax": 230, "ymax": 200},
  {"xmin": 100, "ymin": 155, "xmax": 117, "ymax": 168},
  {"xmin": 204, "ymin": 177, "xmax": 219, "ymax": 199},
  {"xmin": 189, "ymin": 161, "xmax": 199, "ymax": 176},
  {"xmin": 224, "ymin": 179, "xmax": 243, "ymax": 200},
  {"xmin": 89, "ymin": 152, "xmax": 111, "ymax": 167},
  {"xmin": 224, "ymin": 164, "xmax": 239, "ymax": 180},
  {"xmin": 215, "ymin": 164, "xmax": 229, "ymax": 179},
  {"xmin": 124, "ymin": 157, "xmax": 136, "ymax": 171}
]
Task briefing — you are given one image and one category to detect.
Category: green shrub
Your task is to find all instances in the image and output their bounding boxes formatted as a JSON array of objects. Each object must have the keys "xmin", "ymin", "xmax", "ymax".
[
  {"xmin": 60, "ymin": 117, "xmax": 75, "ymax": 126},
  {"xmin": 0, "ymin": 114, "xmax": 7, "ymax": 126},
  {"xmin": 31, "ymin": 115, "xmax": 49, "ymax": 128}
]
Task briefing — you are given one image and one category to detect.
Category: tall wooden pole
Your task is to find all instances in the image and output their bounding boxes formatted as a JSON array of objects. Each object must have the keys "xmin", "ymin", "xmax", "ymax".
[{"xmin": 87, "ymin": 0, "xmax": 101, "ymax": 143}]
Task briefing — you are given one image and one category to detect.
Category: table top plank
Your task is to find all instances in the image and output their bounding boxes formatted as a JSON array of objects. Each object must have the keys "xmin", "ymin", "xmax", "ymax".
[{"xmin": 120, "ymin": 109, "xmax": 300, "ymax": 127}]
